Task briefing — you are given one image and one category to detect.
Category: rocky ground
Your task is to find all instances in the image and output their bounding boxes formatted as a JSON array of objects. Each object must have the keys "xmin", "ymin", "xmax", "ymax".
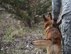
[{"xmin": 0, "ymin": 10, "xmax": 46, "ymax": 54}]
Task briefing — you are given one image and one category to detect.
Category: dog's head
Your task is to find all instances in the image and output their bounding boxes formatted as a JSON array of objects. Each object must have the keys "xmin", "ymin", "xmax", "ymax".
[{"xmin": 43, "ymin": 13, "xmax": 53, "ymax": 29}]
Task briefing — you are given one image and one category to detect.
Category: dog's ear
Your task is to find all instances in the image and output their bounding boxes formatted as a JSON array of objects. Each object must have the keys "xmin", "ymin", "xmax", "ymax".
[
  {"xmin": 43, "ymin": 15, "xmax": 48, "ymax": 21},
  {"xmin": 48, "ymin": 12, "xmax": 52, "ymax": 20},
  {"xmin": 43, "ymin": 13, "xmax": 52, "ymax": 21}
]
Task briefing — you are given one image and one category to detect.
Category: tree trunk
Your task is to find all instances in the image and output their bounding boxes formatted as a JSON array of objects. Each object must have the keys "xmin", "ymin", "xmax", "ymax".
[{"xmin": 60, "ymin": 14, "xmax": 71, "ymax": 54}]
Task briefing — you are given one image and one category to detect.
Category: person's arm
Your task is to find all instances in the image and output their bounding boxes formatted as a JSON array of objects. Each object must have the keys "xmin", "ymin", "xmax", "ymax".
[{"xmin": 52, "ymin": 0, "xmax": 61, "ymax": 22}]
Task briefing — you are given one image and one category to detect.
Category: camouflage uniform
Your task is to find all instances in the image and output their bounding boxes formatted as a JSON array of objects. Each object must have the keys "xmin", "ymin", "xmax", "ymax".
[{"xmin": 52, "ymin": 0, "xmax": 71, "ymax": 54}]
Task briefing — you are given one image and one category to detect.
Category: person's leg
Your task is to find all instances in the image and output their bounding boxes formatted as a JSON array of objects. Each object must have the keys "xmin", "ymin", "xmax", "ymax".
[{"xmin": 61, "ymin": 14, "xmax": 71, "ymax": 54}]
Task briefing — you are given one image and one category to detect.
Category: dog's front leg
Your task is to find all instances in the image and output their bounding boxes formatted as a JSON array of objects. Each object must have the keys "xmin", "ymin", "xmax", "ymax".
[{"xmin": 33, "ymin": 39, "xmax": 52, "ymax": 48}]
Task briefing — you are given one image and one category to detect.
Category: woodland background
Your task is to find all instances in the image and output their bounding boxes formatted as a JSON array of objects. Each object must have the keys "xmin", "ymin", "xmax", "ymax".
[{"xmin": 0, "ymin": 0, "xmax": 51, "ymax": 54}]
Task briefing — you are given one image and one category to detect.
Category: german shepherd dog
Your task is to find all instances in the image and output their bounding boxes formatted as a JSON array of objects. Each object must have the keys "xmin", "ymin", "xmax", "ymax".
[{"xmin": 33, "ymin": 13, "xmax": 62, "ymax": 54}]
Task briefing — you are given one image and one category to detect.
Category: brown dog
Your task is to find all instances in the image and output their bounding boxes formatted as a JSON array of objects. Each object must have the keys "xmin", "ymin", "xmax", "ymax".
[{"xmin": 33, "ymin": 13, "xmax": 62, "ymax": 54}]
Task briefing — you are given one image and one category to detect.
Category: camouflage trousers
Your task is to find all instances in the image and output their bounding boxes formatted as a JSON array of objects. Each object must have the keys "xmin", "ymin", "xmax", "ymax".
[{"xmin": 60, "ymin": 14, "xmax": 71, "ymax": 54}]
